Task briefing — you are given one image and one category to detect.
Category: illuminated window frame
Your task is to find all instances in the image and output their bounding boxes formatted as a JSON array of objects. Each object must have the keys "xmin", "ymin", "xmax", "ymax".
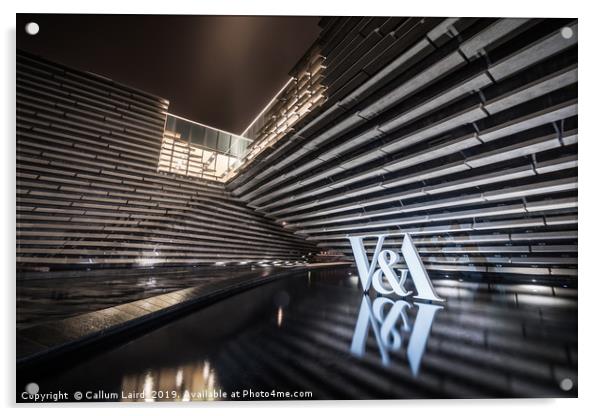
[{"xmin": 158, "ymin": 114, "xmax": 251, "ymax": 182}]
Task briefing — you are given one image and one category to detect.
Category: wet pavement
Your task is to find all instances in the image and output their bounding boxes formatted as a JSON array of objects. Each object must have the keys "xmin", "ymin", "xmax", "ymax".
[
  {"xmin": 17, "ymin": 265, "xmax": 305, "ymax": 329},
  {"xmin": 17, "ymin": 267, "xmax": 577, "ymax": 401}
]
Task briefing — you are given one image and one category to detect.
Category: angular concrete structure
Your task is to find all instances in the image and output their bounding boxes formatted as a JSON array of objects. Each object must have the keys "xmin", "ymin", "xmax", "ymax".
[
  {"xmin": 15, "ymin": 15, "xmax": 579, "ymax": 402},
  {"xmin": 16, "ymin": 51, "xmax": 314, "ymax": 270},
  {"xmin": 227, "ymin": 17, "xmax": 578, "ymax": 278}
]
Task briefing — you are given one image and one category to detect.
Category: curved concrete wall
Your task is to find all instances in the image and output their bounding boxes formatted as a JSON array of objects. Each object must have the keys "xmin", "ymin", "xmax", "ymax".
[
  {"xmin": 16, "ymin": 17, "xmax": 578, "ymax": 277},
  {"xmin": 226, "ymin": 17, "xmax": 578, "ymax": 278},
  {"xmin": 16, "ymin": 51, "xmax": 314, "ymax": 271}
]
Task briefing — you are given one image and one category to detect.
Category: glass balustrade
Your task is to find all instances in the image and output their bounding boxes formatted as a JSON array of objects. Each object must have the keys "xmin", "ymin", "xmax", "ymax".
[
  {"xmin": 158, "ymin": 114, "xmax": 251, "ymax": 182},
  {"xmin": 158, "ymin": 48, "xmax": 325, "ymax": 183}
]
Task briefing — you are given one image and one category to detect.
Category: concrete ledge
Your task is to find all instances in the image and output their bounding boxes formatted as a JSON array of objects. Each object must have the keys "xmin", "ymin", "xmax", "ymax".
[{"xmin": 17, "ymin": 263, "xmax": 349, "ymax": 367}]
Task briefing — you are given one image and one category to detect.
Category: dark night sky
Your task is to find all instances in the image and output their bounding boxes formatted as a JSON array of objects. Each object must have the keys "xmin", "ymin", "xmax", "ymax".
[{"xmin": 16, "ymin": 14, "xmax": 322, "ymax": 134}]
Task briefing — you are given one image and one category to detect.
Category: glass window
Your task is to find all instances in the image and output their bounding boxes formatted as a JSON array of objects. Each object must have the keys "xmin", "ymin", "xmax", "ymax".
[
  {"xmin": 217, "ymin": 131, "xmax": 231, "ymax": 154},
  {"xmin": 205, "ymin": 129, "xmax": 217, "ymax": 149},
  {"xmin": 165, "ymin": 115, "xmax": 177, "ymax": 132},
  {"xmin": 189, "ymin": 124, "xmax": 205, "ymax": 146},
  {"xmin": 159, "ymin": 114, "xmax": 252, "ymax": 182},
  {"xmin": 175, "ymin": 118, "xmax": 191, "ymax": 142}
]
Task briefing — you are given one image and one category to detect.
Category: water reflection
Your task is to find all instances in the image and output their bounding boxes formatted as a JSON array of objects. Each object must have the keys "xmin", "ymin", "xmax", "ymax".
[
  {"xmin": 277, "ymin": 307, "xmax": 284, "ymax": 327},
  {"xmin": 120, "ymin": 360, "xmax": 222, "ymax": 402},
  {"xmin": 17, "ymin": 268, "xmax": 577, "ymax": 400},
  {"xmin": 351, "ymin": 295, "xmax": 443, "ymax": 376}
]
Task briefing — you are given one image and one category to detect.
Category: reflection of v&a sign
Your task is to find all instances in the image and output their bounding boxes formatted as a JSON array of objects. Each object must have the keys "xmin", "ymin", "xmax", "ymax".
[
  {"xmin": 348, "ymin": 234, "xmax": 444, "ymax": 302},
  {"xmin": 351, "ymin": 295, "xmax": 443, "ymax": 376}
]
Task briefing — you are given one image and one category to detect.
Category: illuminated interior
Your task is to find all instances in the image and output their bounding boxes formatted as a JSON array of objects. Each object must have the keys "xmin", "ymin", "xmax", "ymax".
[
  {"xmin": 158, "ymin": 114, "xmax": 251, "ymax": 182},
  {"xmin": 158, "ymin": 47, "xmax": 327, "ymax": 183}
]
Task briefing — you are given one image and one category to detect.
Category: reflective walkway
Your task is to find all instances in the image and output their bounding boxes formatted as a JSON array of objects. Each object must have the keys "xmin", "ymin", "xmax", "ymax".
[
  {"xmin": 18, "ymin": 268, "xmax": 577, "ymax": 400},
  {"xmin": 17, "ymin": 265, "xmax": 300, "ymax": 329}
]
